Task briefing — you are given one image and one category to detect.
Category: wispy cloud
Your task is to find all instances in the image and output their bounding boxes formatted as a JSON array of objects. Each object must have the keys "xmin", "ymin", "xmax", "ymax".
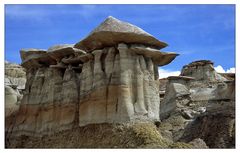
[
  {"xmin": 158, "ymin": 68, "xmax": 180, "ymax": 79},
  {"xmin": 178, "ymin": 44, "xmax": 234, "ymax": 55},
  {"xmin": 5, "ymin": 4, "xmax": 235, "ymax": 28},
  {"xmin": 214, "ymin": 65, "xmax": 235, "ymax": 73},
  {"xmin": 5, "ymin": 5, "xmax": 99, "ymax": 21},
  {"xmin": 5, "ymin": 5, "xmax": 50, "ymax": 21}
]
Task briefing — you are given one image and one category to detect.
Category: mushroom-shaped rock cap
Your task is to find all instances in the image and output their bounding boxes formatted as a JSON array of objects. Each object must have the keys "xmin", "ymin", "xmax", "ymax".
[
  {"xmin": 47, "ymin": 44, "xmax": 74, "ymax": 51},
  {"xmin": 129, "ymin": 46, "xmax": 179, "ymax": 66},
  {"xmin": 20, "ymin": 48, "xmax": 47, "ymax": 61},
  {"xmin": 74, "ymin": 16, "xmax": 168, "ymax": 52},
  {"xmin": 47, "ymin": 44, "xmax": 75, "ymax": 61},
  {"xmin": 20, "ymin": 49, "xmax": 56, "ymax": 69}
]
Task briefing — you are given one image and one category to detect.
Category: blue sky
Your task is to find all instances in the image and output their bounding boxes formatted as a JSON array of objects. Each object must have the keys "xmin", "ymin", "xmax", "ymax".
[{"xmin": 5, "ymin": 4, "xmax": 235, "ymax": 74}]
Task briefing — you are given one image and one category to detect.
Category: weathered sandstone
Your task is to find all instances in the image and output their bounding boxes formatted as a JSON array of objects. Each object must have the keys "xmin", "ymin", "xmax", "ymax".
[
  {"xmin": 74, "ymin": 16, "xmax": 168, "ymax": 51},
  {"xmin": 6, "ymin": 15, "xmax": 234, "ymax": 148},
  {"xmin": 5, "ymin": 62, "xmax": 26, "ymax": 117},
  {"xmin": 6, "ymin": 16, "xmax": 178, "ymax": 137},
  {"xmin": 159, "ymin": 60, "xmax": 235, "ymax": 148}
]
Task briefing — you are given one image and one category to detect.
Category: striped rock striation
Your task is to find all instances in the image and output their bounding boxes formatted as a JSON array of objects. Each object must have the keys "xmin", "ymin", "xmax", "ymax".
[{"xmin": 6, "ymin": 16, "xmax": 178, "ymax": 137}]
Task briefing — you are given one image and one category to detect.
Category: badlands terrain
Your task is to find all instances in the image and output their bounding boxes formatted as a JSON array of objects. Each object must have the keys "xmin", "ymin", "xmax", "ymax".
[{"xmin": 5, "ymin": 16, "xmax": 235, "ymax": 148}]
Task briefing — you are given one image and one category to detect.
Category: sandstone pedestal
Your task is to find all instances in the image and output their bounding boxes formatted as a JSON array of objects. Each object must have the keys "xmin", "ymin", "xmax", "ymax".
[{"xmin": 7, "ymin": 16, "xmax": 178, "ymax": 137}]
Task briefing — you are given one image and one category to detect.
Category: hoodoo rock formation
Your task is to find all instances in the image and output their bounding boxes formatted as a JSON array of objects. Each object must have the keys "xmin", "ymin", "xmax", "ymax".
[
  {"xmin": 5, "ymin": 16, "xmax": 235, "ymax": 149},
  {"xmin": 6, "ymin": 16, "xmax": 178, "ymax": 137}
]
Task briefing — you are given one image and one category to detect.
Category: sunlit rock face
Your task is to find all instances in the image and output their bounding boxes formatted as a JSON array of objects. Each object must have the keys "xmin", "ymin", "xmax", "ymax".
[
  {"xmin": 79, "ymin": 43, "xmax": 162, "ymax": 126},
  {"xmin": 160, "ymin": 60, "xmax": 234, "ymax": 119},
  {"xmin": 6, "ymin": 16, "xmax": 178, "ymax": 136},
  {"xmin": 180, "ymin": 60, "xmax": 227, "ymax": 82},
  {"xmin": 74, "ymin": 16, "xmax": 168, "ymax": 51},
  {"xmin": 5, "ymin": 61, "xmax": 26, "ymax": 118},
  {"xmin": 159, "ymin": 60, "xmax": 235, "ymax": 148}
]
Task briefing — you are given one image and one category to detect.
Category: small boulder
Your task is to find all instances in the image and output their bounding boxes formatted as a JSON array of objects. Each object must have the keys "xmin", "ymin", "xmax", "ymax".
[{"xmin": 189, "ymin": 138, "xmax": 209, "ymax": 149}]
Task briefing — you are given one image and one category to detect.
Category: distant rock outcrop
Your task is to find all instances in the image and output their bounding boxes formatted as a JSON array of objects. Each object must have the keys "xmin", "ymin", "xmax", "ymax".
[
  {"xmin": 5, "ymin": 61, "xmax": 26, "ymax": 117},
  {"xmin": 6, "ymin": 16, "xmax": 178, "ymax": 137},
  {"xmin": 159, "ymin": 60, "xmax": 235, "ymax": 148}
]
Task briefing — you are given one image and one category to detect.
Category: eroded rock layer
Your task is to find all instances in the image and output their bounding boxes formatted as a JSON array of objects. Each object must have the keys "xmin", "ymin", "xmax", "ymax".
[
  {"xmin": 7, "ymin": 42, "xmax": 177, "ymax": 136},
  {"xmin": 159, "ymin": 60, "xmax": 235, "ymax": 148},
  {"xmin": 5, "ymin": 61, "xmax": 26, "ymax": 118}
]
